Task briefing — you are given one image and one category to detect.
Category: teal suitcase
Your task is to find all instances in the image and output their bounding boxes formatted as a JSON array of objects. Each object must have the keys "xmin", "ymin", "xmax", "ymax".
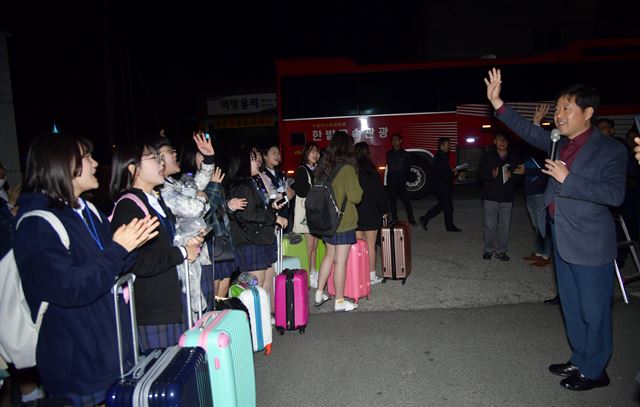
[{"xmin": 178, "ymin": 309, "xmax": 256, "ymax": 407}]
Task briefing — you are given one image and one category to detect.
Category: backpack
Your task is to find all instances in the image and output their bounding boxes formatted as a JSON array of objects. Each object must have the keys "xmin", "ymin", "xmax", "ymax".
[
  {"xmin": 304, "ymin": 164, "xmax": 347, "ymax": 237},
  {"xmin": 0, "ymin": 210, "xmax": 72, "ymax": 369},
  {"xmin": 108, "ymin": 192, "xmax": 149, "ymax": 221}
]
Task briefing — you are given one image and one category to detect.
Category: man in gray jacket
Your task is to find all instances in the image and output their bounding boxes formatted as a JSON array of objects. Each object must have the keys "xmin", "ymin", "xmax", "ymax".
[{"xmin": 485, "ymin": 68, "xmax": 626, "ymax": 391}]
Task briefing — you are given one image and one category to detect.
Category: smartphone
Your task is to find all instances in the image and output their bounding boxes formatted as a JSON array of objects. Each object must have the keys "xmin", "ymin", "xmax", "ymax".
[
  {"xmin": 204, "ymin": 132, "xmax": 211, "ymax": 140},
  {"xmin": 276, "ymin": 196, "xmax": 289, "ymax": 206}
]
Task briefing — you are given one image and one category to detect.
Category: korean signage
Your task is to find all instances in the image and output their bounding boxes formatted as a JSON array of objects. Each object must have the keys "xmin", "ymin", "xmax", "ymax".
[
  {"xmin": 310, "ymin": 121, "xmax": 389, "ymax": 142},
  {"xmin": 207, "ymin": 93, "xmax": 277, "ymax": 115}
]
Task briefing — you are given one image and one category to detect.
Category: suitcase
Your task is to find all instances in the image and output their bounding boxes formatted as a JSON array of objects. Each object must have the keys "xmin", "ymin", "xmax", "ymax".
[
  {"xmin": 274, "ymin": 227, "xmax": 309, "ymax": 335},
  {"xmin": 237, "ymin": 286, "xmax": 273, "ymax": 354},
  {"xmin": 178, "ymin": 309, "xmax": 256, "ymax": 407},
  {"xmin": 283, "ymin": 232, "xmax": 327, "ymax": 273},
  {"xmin": 381, "ymin": 220, "xmax": 412, "ymax": 284},
  {"xmin": 327, "ymin": 239, "xmax": 370, "ymax": 302},
  {"xmin": 283, "ymin": 233, "xmax": 309, "ymax": 271},
  {"xmin": 106, "ymin": 273, "xmax": 213, "ymax": 407}
]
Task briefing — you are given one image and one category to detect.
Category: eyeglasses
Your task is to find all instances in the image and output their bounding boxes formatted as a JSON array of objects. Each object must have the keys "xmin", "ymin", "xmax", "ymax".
[{"xmin": 142, "ymin": 154, "xmax": 165, "ymax": 165}]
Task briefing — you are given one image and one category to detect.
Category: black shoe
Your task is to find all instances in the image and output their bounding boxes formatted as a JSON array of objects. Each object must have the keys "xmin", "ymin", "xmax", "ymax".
[
  {"xmin": 543, "ymin": 295, "xmax": 560, "ymax": 305},
  {"xmin": 418, "ymin": 217, "xmax": 428, "ymax": 231},
  {"xmin": 482, "ymin": 252, "xmax": 492, "ymax": 260},
  {"xmin": 409, "ymin": 219, "xmax": 417, "ymax": 226},
  {"xmin": 494, "ymin": 252, "xmax": 510, "ymax": 261},
  {"xmin": 549, "ymin": 361, "xmax": 580, "ymax": 377},
  {"xmin": 446, "ymin": 226, "xmax": 462, "ymax": 232},
  {"xmin": 560, "ymin": 371, "xmax": 610, "ymax": 391}
]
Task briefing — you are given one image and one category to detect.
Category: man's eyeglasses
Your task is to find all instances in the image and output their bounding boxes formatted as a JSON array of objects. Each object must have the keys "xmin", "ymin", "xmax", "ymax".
[{"xmin": 142, "ymin": 154, "xmax": 165, "ymax": 165}]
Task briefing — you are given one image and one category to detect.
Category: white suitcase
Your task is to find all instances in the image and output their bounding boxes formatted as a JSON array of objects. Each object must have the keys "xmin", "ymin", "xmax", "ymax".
[{"xmin": 237, "ymin": 286, "xmax": 273, "ymax": 354}]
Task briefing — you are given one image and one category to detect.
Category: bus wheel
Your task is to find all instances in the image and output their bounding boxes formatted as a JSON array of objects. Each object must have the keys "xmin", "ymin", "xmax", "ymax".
[{"xmin": 406, "ymin": 155, "xmax": 431, "ymax": 200}]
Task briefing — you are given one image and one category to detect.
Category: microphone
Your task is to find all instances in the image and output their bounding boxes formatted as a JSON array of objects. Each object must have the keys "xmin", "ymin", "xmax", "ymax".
[{"xmin": 549, "ymin": 129, "xmax": 561, "ymax": 161}]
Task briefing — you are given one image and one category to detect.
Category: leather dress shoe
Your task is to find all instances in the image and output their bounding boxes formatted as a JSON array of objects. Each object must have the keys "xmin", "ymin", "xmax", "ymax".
[
  {"xmin": 531, "ymin": 257, "xmax": 551, "ymax": 267},
  {"xmin": 494, "ymin": 252, "xmax": 510, "ymax": 261},
  {"xmin": 522, "ymin": 253, "xmax": 541, "ymax": 261},
  {"xmin": 446, "ymin": 226, "xmax": 462, "ymax": 232},
  {"xmin": 548, "ymin": 362, "xmax": 580, "ymax": 377},
  {"xmin": 419, "ymin": 217, "xmax": 428, "ymax": 231},
  {"xmin": 543, "ymin": 295, "xmax": 560, "ymax": 305},
  {"xmin": 408, "ymin": 219, "xmax": 418, "ymax": 226},
  {"xmin": 482, "ymin": 252, "xmax": 492, "ymax": 260},
  {"xmin": 560, "ymin": 371, "xmax": 610, "ymax": 391}
]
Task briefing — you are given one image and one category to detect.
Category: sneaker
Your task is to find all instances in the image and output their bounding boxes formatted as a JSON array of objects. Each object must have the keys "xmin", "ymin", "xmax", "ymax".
[
  {"xmin": 334, "ymin": 299, "xmax": 358, "ymax": 312},
  {"xmin": 309, "ymin": 270, "xmax": 318, "ymax": 288},
  {"xmin": 370, "ymin": 272, "xmax": 383, "ymax": 285},
  {"xmin": 314, "ymin": 290, "xmax": 329, "ymax": 306}
]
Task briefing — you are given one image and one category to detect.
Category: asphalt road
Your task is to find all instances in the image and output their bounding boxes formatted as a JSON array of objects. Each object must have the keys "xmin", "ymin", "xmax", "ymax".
[{"xmin": 255, "ymin": 185, "xmax": 640, "ymax": 406}]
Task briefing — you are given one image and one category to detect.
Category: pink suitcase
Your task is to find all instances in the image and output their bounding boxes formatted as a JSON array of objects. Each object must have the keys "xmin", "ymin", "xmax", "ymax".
[
  {"xmin": 274, "ymin": 227, "xmax": 309, "ymax": 335},
  {"xmin": 327, "ymin": 239, "xmax": 370, "ymax": 302},
  {"xmin": 274, "ymin": 269, "xmax": 309, "ymax": 335},
  {"xmin": 381, "ymin": 221, "xmax": 412, "ymax": 284}
]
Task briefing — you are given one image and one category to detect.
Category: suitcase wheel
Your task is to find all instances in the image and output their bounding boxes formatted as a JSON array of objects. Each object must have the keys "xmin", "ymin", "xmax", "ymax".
[
  {"xmin": 299, "ymin": 327, "xmax": 305, "ymax": 335},
  {"xmin": 277, "ymin": 327, "xmax": 285, "ymax": 335},
  {"xmin": 402, "ymin": 279, "xmax": 407, "ymax": 285},
  {"xmin": 382, "ymin": 278, "xmax": 387, "ymax": 284}
]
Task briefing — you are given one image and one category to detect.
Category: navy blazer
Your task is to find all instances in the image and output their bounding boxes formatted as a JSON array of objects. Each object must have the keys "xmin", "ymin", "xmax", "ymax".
[{"xmin": 497, "ymin": 106, "xmax": 627, "ymax": 266}]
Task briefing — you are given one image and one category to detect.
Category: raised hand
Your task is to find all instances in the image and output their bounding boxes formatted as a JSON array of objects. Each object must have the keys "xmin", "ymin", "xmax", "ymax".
[
  {"xmin": 484, "ymin": 68, "xmax": 504, "ymax": 110},
  {"xmin": 112, "ymin": 215, "xmax": 160, "ymax": 252},
  {"xmin": 533, "ymin": 104, "xmax": 550, "ymax": 126},
  {"xmin": 193, "ymin": 132, "xmax": 215, "ymax": 157},
  {"xmin": 211, "ymin": 166, "xmax": 225, "ymax": 183}
]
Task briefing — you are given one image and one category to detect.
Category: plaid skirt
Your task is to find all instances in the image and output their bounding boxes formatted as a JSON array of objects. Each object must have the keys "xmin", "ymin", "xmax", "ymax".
[
  {"xmin": 324, "ymin": 229, "xmax": 357, "ymax": 246},
  {"xmin": 137, "ymin": 323, "xmax": 186, "ymax": 353},
  {"xmin": 214, "ymin": 260, "xmax": 237, "ymax": 280},
  {"xmin": 235, "ymin": 243, "xmax": 277, "ymax": 272}
]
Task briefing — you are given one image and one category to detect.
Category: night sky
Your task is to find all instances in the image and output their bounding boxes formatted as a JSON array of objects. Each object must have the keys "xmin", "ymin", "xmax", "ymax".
[{"xmin": 2, "ymin": 1, "xmax": 639, "ymax": 161}]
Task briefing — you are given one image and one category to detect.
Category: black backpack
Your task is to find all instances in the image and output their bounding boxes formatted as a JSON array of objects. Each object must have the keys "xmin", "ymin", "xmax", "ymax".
[{"xmin": 304, "ymin": 164, "xmax": 347, "ymax": 237}]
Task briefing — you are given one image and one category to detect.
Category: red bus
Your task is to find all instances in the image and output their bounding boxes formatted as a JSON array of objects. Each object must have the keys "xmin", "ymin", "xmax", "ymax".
[{"xmin": 275, "ymin": 38, "xmax": 640, "ymax": 199}]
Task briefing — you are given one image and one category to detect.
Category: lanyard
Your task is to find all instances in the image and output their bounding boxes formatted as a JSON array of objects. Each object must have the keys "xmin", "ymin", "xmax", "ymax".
[
  {"xmin": 252, "ymin": 178, "xmax": 268, "ymax": 208},
  {"xmin": 80, "ymin": 204, "xmax": 104, "ymax": 251}
]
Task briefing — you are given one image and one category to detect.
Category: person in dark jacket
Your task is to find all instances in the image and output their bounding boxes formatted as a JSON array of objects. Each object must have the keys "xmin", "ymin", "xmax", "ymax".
[
  {"xmin": 228, "ymin": 146, "xmax": 288, "ymax": 305},
  {"xmin": 419, "ymin": 137, "xmax": 461, "ymax": 232},
  {"xmin": 354, "ymin": 142, "xmax": 389, "ymax": 285},
  {"xmin": 386, "ymin": 133, "xmax": 416, "ymax": 225},
  {"xmin": 110, "ymin": 140, "xmax": 203, "ymax": 353},
  {"xmin": 478, "ymin": 132, "xmax": 524, "ymax": 261},
  {"xmin": 14, "ymin": 134, "xmax": 158, "ymax": 406},
  {"xmin": 291, "ymin": 142, "xmax": 321, "ymax": 287}
]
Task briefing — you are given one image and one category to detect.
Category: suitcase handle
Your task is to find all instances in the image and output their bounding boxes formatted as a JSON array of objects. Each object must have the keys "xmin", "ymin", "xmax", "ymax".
[
  {"xmin": 276, "ymin": 226, "xmax": 283, "ymax": 275},
  {"xmin": 112, "ymin": 273, "xmax": 140, "ymax": 377}
]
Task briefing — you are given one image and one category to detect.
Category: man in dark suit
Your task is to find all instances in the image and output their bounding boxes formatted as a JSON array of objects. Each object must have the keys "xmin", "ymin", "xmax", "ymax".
[
  {"xmin": 485, "ymin": 68, "xmax": 627, "ymax": 391},
  {"xmin": 419, "ymin": 137, "xmax": 461, "ymax": 232}
]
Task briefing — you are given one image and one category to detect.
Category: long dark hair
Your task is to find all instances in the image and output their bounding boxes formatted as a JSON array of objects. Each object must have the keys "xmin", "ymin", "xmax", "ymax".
[
  {"xmin": 109, "ymin": 141, "xmax": 156, "ymax": 199},
  {"xmin": 23, "ymin": 133, "xmax": 93, "ymax": 209},
  {"xmin": 314, "ymin": 131, "xmax": 357, "ymax": 182},
  {"xmin": 228, "ymin": 146, "xmax": 258, "ymax": 187},
  {"xmin": 354, "ymin": 142, "xmax": 377, "ymax": 176},
  {"xmin": 299, "ymin": 142, "xmax": 319, "ymax": 166}
]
